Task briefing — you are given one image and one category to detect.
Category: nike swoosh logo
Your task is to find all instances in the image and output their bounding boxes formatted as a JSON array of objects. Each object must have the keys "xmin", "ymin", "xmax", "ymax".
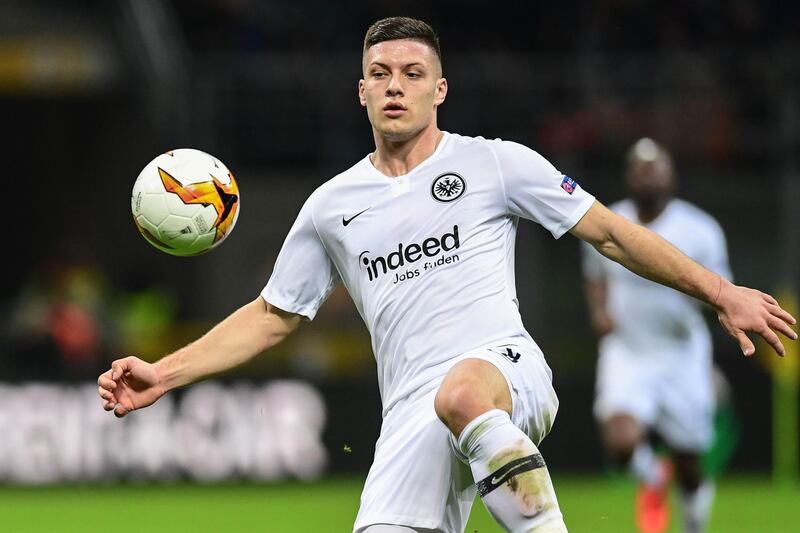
[
  {"xmin": 342, "ymin": 208, "xmax": 370, "ymax": 226},
  {"xmin": 491, "ymin": 460, "xmax": 530, "ymax": 485}
]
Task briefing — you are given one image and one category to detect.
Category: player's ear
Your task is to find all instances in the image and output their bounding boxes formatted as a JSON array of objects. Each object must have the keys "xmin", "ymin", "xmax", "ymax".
[
  {"xmin": 434, "ymin": 77, "xmax": 448, "ymax": 106},
  {"xmin": 358, "ymin": 79, "xmax": 367, "ymax": 107}
]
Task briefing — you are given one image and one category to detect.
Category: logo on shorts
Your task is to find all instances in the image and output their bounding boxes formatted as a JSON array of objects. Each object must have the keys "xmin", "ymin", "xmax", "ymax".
[
  {"xmin": 560, "ymin": 175, "xmax": 577, "ymax": 194},
  {"xmin": 431, "ymin": 173, "xmax": 466, "ymax": 202},
  {"xmin": 502, "ymin": 348, "xmax": 521, "ymax": 363}
]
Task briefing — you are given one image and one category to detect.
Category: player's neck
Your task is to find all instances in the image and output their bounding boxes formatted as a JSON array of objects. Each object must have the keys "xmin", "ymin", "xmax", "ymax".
[
  {"xmin": 636, "ymin": 199, "xmax": 669, "ymax": 224},
  {"xmin": 370, "ymin": 126, "xmax": 444, "ymax": 177}
]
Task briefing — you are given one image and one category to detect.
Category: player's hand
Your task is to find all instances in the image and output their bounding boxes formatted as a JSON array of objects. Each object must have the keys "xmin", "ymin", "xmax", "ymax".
[
  {"xmin": 590, "ymin": 309, "xmax": 615, "ymax": 338},
  {"xmin": 714, "ymin": 281, "xmax": 798, "ymax": 357},
  {"xmin": 97, "ymin": 356, "xmax": 166, "ymax": 418}
]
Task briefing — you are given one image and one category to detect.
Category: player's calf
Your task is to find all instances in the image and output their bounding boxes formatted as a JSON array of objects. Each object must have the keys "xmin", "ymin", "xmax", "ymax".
[
  {"xmin": 679, "ymin": 481, "xmax": 715, "ymax": 533},
  {"xmin": 459, "ymin": 409, "xmax": 567, "ymax": 532},
  {"xmin": 673, "ymin": 452, "xmax": 713, "ymax": 533}
]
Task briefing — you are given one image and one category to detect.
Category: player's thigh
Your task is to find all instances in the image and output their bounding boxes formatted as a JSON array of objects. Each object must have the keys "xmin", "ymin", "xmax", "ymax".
[{"xmin": 456, "ymin": 340, "xmax": 559, "ymax": 446}]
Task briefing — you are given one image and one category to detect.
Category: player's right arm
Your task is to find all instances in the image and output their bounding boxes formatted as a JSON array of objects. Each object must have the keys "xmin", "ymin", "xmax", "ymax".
[
  {"xmin": 97, "ymin": 296, "xmax": 300, "ymax": 418},
  {"xmin": 580, "ymin": 241, "xmax": 614, "ymax": 338},
  {"xmin": 583, "ymin": 278, "xmax": 614, "ymax": 338},
  {"xmin": 571, "ymin": 201, "xmax": 797, "ymax": 356}
]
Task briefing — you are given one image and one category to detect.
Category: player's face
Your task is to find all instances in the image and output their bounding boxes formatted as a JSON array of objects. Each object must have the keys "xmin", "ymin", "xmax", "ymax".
[
  {"xmin": 626, "ymin": 159, "xmax": 674, "ymax": 211},
  {"xmin": 359, "ymin": 39, "xmax": 447, "ymax": 142}
]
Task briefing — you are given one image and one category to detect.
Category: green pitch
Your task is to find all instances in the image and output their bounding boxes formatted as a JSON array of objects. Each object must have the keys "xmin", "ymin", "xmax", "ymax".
[{"xmin": 0, "ymin": 476, "xmax": 797, "ymax": 532}]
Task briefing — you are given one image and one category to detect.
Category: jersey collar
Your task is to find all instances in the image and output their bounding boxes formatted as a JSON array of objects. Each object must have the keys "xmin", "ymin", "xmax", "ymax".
[{"xmin": 362, "ymin": 131, "xmax": 451, "ymax": 180}]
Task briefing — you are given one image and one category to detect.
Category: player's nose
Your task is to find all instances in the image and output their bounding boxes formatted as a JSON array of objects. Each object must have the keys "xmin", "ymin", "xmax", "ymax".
[{"xmin": 385, "ymin": 75, "xmax": 404, "ymax": 96}]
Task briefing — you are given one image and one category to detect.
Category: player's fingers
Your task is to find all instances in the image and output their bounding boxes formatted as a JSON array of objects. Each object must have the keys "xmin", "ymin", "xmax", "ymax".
[
  {"xmin": 113, "ymin": 403, "xmax": 129, "ymax": 418},
  {"xmin": 97, "ymin": 377, "xmax": 117, "ymax": 391},
  {"xmin": 758, "ymin": 325, "xmax": 785, "ymax": 357},
  {"xmin": 760, "ymin": 293, "xmax": 793, "ymax": 324},
  {"xmin": 111, "ymin": 357, "xmax": 136, "ymax": 380},
  {"xmin": 736, "ymin": 331, "xmax": 756, "ymax": 357},
  {"xmin": 98, "ymin": 386, "xmax": 113, "ymax": 401},
  {"xmin": 768, "ymin": 314, "xmax": 799, "ymax": 340},
  {"xmin": 766, "ymin": 301, "xmax": 797, "ymax": 325},
  {"xmin": 98, "ymin": 374, "xmax": 116, "ymax": 390},
  {"xmin": 103, "ymin": 400, "xmax": 116, "ymax": 411},
  {"xmin": 762, "ymin": 292, "xmax": 779, "ymax": 306}
]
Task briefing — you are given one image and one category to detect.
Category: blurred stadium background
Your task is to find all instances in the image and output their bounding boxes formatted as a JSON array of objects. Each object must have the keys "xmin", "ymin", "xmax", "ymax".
[{"xmin": 1, "ymin": 1, "xmax": 799, "ymax": 531}]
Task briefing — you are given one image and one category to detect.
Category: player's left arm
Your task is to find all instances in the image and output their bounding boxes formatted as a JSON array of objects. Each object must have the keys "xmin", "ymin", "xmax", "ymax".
[{"xmin": 570, "ymin": 200, "xmax": 797, "ymax": 356}]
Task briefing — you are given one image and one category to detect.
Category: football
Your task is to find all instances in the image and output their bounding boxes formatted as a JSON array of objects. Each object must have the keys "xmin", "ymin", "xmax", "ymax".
[{"xmin": 131, "ymin": 149, "xmax": 240, "ymax": 256}]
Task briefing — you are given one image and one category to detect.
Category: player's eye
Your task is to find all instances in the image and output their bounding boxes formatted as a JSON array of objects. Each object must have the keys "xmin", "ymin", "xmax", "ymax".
[{"xmin": 406, "ymin": 71, "xmax": 421, "ymax": 78}]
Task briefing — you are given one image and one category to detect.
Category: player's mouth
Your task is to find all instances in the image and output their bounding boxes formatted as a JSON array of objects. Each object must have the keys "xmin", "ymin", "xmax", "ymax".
[{"xmin": 383, "ymin": 101, "xmax": 407, "ymax": 118}]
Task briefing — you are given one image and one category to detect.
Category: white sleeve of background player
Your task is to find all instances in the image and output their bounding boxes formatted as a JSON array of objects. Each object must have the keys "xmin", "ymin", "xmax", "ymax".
[
  {"xmin": 700, "ymin": 218, "xmax": 733, "ymax": 282},
  {"xmin": 261, "ymin": 194, "xmax": 340, "ymax": 320},
  {"xmin": 492, "ymin": 140, "xmax": 595, "ymax": 239},
  {"xmin": 581, "ymin": 240, "xmax": 607, "ymax": 282}
]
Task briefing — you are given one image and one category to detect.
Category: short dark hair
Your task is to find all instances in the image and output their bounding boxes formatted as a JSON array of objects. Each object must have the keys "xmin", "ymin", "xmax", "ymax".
[{"xmin": 363, "ymin": 17, "xmax": 442, "ymax": 64}]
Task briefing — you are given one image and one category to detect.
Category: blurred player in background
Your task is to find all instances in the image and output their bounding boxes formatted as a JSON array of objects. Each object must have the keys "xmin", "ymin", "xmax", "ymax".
[
  {"xmin": 582, "ymin": 138, "xmax": 731, "ymax": 533},
  {"xmin": 98, "ymin": 18, "xmax": 796, "ymax": 533}
]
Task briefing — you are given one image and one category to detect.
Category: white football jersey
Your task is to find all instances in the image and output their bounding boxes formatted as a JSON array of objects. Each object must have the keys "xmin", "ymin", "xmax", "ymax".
[
  {"xmin": 582, "ymin": 198, "xmax": 731, "ymax": 356},
  {"xmin": 263, "ymin": 132, "xmax": 595, "ymax": 413}
]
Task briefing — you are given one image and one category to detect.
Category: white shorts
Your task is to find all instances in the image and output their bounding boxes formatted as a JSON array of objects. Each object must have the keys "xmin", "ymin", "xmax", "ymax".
[
  {"xmin": 593, "ymin": 334, "xmax": 714, "ymax": 452},
  {"xmin": 353, "ymin": 338, "xmax": 559, "ymax": 533}
]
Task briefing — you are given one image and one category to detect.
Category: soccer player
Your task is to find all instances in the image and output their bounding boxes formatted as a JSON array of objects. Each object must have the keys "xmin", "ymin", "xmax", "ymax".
[
  {"xmin": 97, "ymin": 17, "xmax": 796, "ymax": 533},
  {"xmin": 582, "ymin": 138, "xmax": 732, "ymax": 533}
]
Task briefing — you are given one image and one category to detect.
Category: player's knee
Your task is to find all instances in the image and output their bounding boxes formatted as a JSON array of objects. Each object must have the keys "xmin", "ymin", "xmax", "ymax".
[
  {"xmin": 433, "ymin": 380, "xmax": 469, "ymax": 425},
  {"xmin": 434, "ymin": 379, "xmax": 492, "ymax": 435},
  {"xmin": 602, "ymin": 415, "xmax": 641, "ymax": 463}
]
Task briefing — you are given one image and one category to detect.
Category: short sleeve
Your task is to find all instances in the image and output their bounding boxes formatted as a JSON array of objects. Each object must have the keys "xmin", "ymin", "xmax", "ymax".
[
  {"xmin": 261, "ymin": 194, "xmax": 340, "ymax": 320},
  {"xmin": 491, "ymin": 140, "xmax": 595, "ymax": 239},
  {"xmin": 581, "ymin": 240, "xmax": 607, "ymax": 282}
]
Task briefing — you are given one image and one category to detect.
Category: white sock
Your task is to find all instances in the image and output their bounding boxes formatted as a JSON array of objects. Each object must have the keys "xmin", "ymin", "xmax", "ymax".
[
  {"xmin": 458, "ymin": 409, "xmax": 567, "ymax": 533},
  {"xmin": 680, "ymin": 481, "xmax": 715, "ymax": 533},
  {"xmin": 361, "ymin": 526, "xmax": 419, "ymax": 533},
  {"xmin": 630, "ymin": 444, "xmax": 665, "ymax": 487}
]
